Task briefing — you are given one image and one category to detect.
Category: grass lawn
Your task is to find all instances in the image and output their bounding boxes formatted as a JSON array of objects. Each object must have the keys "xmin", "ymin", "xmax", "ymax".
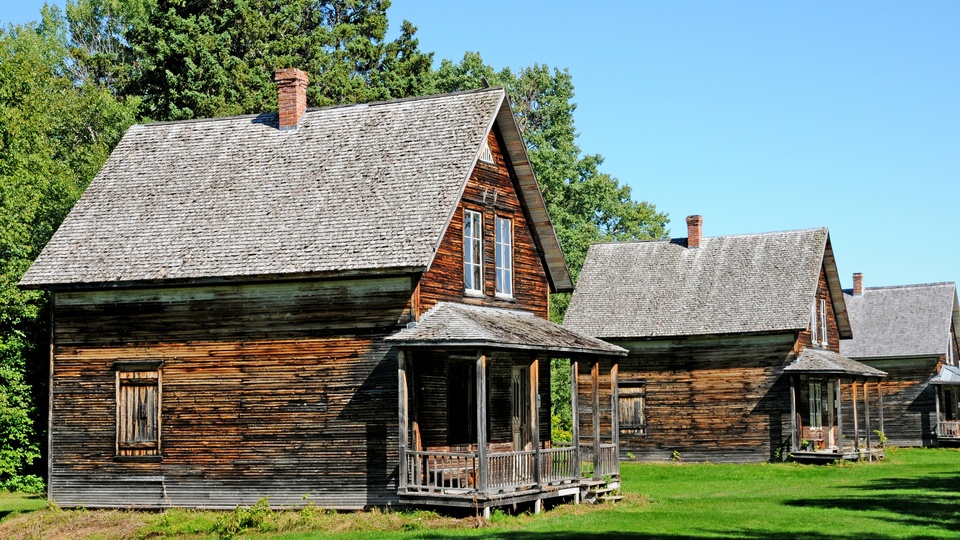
[{"xmin": 2, "ymin": 447, "xmax": 959, "ymax": 539}]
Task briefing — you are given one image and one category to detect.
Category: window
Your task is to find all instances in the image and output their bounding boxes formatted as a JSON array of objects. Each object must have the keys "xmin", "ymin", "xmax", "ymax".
[
  {"xmin": 114, "ymin": 360, "xmax": 162, "ymax": 458},
  {"xmin": 495, "ymin": 217, "xmax": 513, "ymax": 297},
  {"xmin": 618, "ymin": 381, "xmax": 646, "ymax": 435},
  {"xmin": 463, "ymin": 209, "xmax": 483, "ymax": 293},
  {"xmin": 811, "ymin": 298, "xmax": 828, "ymax": 348},
  {"xmin": 819, "ymin": 299, "xmax": 828, "ymax": 348},
  {"xmin": 479, "ymin": 139, "xmax": 494, "ymax": 164},
  {"xmin": 808, "ymin": 381, "xmax": 823, "ymax": 429}
]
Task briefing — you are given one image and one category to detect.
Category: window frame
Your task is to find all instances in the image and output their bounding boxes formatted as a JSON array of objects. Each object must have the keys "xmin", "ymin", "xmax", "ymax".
[
  {"xmin": 478, "ymin": 139, "xmax": 494, "ymax": 165},
  {"xmin": 819, "ymin": 298, "xmax": 828, "ymax": 348},
  {"xmin": 495, "ymin": 216, "xmax": 514, "ymax": 298},
  {"xmin": 617, "ymin": 380, "xmax": 647, "ymax": 436},
  {"xmin": 463, "ymin": 209, "xmax": 484, "ymax": 295},
  {"xmin": 113, "ymin": 360, "xmax": 163, "ymax": 461}
]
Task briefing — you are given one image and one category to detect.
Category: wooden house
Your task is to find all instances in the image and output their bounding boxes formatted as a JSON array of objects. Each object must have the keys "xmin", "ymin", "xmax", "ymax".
[
  {"xmin": 840, "ymin": 276, "xmax": 960, "ymax": 446},
  {"xmin": 19, "ymin": 69, "xmax": 626, "ymax": 513},
  {"xmin": 563, "ymin": 216, "xmax": 886, "ymax": 463}
]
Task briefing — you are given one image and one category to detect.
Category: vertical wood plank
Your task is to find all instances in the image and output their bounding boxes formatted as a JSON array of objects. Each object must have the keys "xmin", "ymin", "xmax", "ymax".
[
  {"xmin": 835, "ymin": 377, "xmax": 843, "ymax": 450},
  {"xmin": 398, "ymin": 350, "xmax": 408, "ymax": 491},
  {"xmin": 864, "ymin": 380, "xmax": 872, "ymax": 454},
  {"xmin": 48, "ymin": 294, "xmax": 55, "ymax": 501},
  {"xmin": 935, "ymin": 384, "xmax": 941, "ymax": 437},
  {"xmin": 476, "ymin": 351, "xmax": 488, "ymax": 493},
  {"xmin": 529, "ymin": 355, "xmax": 540, "ymax": 486},
  {"xmin": 570, "ymin": 359, "xmax": 580, "ymax": 479},
  {"xmin": 789, "ymin": 375, "xmax": 797, "ymax": 452},
  {"xmin": 610, "ymin": 360, "xmax": 619, "ymax": 472},
  {"xmin": 592, "ymin": 360, "xmax": 600, "ymax": 480},
  {"xmin": 878, "ymin": 381, "xmax": 884, "ymax": 435},
  {"xmin": 852, "ymin": 379, "xmax": 860, "ymax": 450}
]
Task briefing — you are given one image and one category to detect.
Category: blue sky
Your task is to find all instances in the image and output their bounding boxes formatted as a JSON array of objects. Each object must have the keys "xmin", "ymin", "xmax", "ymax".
[{"xmin": 5, "ymin": 1, "xmax": 959, "ymax": 290}]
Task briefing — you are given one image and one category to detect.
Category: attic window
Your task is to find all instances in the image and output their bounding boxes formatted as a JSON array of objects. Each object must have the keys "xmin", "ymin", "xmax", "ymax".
[{"xmin": 479, "ymin": 139, "xmax": 494, "ymax": 164}]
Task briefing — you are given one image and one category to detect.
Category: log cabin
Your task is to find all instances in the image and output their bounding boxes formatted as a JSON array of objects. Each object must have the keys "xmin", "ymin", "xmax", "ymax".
[
  {"xmin": 563, "ymin": 215, "xmax": 886, "ymax": 463},
  {"xmin": 840, "ymin": 276, "xmax": 960, "ymax": 446},
  {"xmin": 19, "ymin": 69, "xmax": 626, "ymax": 513}
]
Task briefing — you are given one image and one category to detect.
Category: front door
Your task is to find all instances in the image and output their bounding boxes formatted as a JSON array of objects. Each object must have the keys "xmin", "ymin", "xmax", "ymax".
[{"xmin": 511, "ymin": 365, "xmax": 530, "ymax": 451}]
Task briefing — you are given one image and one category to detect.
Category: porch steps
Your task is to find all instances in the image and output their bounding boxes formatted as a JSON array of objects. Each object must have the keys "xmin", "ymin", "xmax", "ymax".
[{"xmin": 581, "ymin": 480, "xmax": 620, "ymax": 504}]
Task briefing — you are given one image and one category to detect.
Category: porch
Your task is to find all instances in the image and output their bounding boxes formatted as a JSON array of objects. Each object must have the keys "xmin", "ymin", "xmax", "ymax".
[
  {"xmin": 932, "ymin": 366, "xmax": 960, "ymax": 442},
  {"xmin": 387, "ymin": 302, "xmax": 627, "ymax": 515},
  {"xmin": 785, "ymin": 348, "xmax": 887, "ymax": 462}
]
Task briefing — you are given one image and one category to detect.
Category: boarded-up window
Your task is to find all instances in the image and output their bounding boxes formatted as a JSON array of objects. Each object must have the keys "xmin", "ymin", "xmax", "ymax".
[
  {"xmin": 114, "ymin": 360, "xmax": 162, "ymax": 457},
  {"xmin": 618, "ymin": 381, "xmax": 646, "ymax": 435}
]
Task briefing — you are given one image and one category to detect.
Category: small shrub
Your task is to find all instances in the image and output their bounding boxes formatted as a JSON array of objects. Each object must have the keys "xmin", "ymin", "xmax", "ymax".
[
  {"xmin": 671, "ymin": 449, "xmax": 682, "ymax": 463},
  {"xmin": 3, "ymin": 474, "xmax": 45, "ymax": 494},
  {"xmin": 874, "ymin": 430, "xmax": 888, "ymax": 448},
  {"xmin": 213, "ymin": 497, "xmax": 274, "ymax": 539}
]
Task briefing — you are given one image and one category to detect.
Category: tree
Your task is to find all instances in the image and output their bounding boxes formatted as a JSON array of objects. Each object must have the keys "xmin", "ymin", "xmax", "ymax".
[
  {"xmin": 124, "ymin": 0, "xmax": 435, "ymax": 121},
  {"xmin": 64, "ymin": 0, "xmax": 153, "ymax": 93},
  {"xmin": 0, "ymin": 6, "xmax": 138, "ymax": 483},
  {"xmin": 434, "ymin": 53, "xmax": 669, "ymax": 320}
]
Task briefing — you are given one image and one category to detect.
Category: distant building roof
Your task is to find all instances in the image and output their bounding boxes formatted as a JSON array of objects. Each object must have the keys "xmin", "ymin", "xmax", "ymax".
[
  {"xmin": 564, "ymin": 228, "xmax": 851, "ymax": 339},
  {"xmin": 20, "ymin": 88, "xmax": 572, "ymax": 292},
  {"xmin": 840, "ymin": 282, "xmax": 960, "ymax": 359},
  {"xmin": 932, "ymin": 365, "xmax": 960, "ymax": 385},
  {"xmin": 784, "ymin": 348, "xmax": 886, "ymax": 377},
  {"xmin": 386, "ymin": 302, "xmax": 627, "ymax": 357}
]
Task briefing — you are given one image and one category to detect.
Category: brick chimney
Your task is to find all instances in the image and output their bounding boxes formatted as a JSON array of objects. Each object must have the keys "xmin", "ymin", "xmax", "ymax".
[
  {"xmin": 853, "ymin": 273, "xmax": 863, "ymax": 296},
  {"xmin": 686, "ymin": 215, "xmax": 703, "ymax": 248},
  {"xmin": 275, "ymin": 68, "xmax": 309, "ymax": 130}
]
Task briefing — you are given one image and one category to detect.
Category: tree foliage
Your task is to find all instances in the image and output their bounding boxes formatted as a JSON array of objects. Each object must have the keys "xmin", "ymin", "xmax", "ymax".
[
  {"xmin": 0, "ymin": 6, "xmax": 138, "ymax": 481},
  {"xmin": 125, "ymin": 0, "xmax": 435, "ymax": 121}
]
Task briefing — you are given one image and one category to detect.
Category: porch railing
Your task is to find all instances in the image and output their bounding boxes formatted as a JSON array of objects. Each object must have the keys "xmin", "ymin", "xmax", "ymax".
[
  {"xmin": 403, "ymin": 446, "xmax": 584, "ymax": 494},
  {"xmin": 938, "ymin": 420, "xmax": 960, "ymax": 438},
  {"xmin": 579, "ymin": 442, "xmax": 619, "ymax": 478}
]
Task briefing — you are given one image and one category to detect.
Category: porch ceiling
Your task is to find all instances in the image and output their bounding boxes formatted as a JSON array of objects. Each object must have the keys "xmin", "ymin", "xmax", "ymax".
[
  {"xmin": 785, "ymin": 348, "xmax": 887, "ymax": 377},
  {"xmin": 386, "ymin": 302, "xmax": 627, "ymax": 357}
]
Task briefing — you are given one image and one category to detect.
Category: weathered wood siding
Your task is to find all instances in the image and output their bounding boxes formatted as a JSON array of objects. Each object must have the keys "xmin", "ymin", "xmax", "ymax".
[
  {"xmin": 855, "ymin": 356, "xmax": 939, "ymax": 447},
  {"xmin": 613, "ymin": 333, "xmax": 798, "ymax": 463},
  {"xmin": 51, "ymin": 277, "xmax": 413, "ymax": 509},
  {"xmin": 794, "ymin": 265, "xmax": 841, "ymax": 354},
  {"xmin": 416, "ymin": 127, "xmax": 550, "ymax": 319}
]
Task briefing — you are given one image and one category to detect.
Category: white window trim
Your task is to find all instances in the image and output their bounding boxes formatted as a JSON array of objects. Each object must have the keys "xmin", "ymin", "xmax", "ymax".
[
  {"xmin": 464, "ymin": 209, "xmax": 483, "ymax": 294},
  {"xmin": 810, "ymin": 301, "xmax": 818, "ymax": 346},
  {"xmin": 495, "ymin": 216, "xmax": 513, "ymax": 298},
  {"xmin": 819, "ymin": 298, "xmax": 828, "ymax": 348}
]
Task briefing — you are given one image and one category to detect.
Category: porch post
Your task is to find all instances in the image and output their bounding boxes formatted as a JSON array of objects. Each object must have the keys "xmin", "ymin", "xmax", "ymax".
[
  {"xmin": 398, "ymin": 350, "xmax": 408, "ymax": 491},
  {"xmin": 529, "ymin": 355, "xmax": 541, "ymax": 487},
  {"xmin": 592, "ymin": 360, "xmax": 601, "ymax": 480},
  {"xmin": 835, "ymin": 377, "xmax": 843, "ymax": 450},
  {"xmin": 789, "ymin": 375, "xmax": 797, "ymax": 452},
  {"xmin": 570, "ymin": 359, "xmax": 581, "ymax": 479},
  {"xmin": 935, "ymin": 385, "xmax": 942, "ymax": 437},
  {"xmin": 476, "ymin": 351, "xmax": 488, "ymax": 494},
  {"xmin": 878, "ymin": 381, "xmax": 884, "ymax": 435},
  {"xmin": 610, "ymin": 360, "xmax": 620, "ymax": 474},
  {"xmin": 864, "ymin": 380, "xmax": 872, "ymax": 457},
  {"xmin": 852, "ymin": 378, "xmax": 860, "ymax": 450}
]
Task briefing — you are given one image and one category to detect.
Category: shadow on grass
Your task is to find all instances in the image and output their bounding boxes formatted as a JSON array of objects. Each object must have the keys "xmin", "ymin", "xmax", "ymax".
[
  {"xmin": 415, "ymin": 532, "xmax": 937, "ymax": 540},
  {"xmin": 784, "ymin": 472, "xmax": 960, "ymax": 533}
]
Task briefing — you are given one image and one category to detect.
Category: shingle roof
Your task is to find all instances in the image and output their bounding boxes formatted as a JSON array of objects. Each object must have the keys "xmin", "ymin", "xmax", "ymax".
[
  {"xmin": 564, "ymin": 228, "xmax": 851, "ymax": 339},
  {"xmin": 386, "ymin": 302, "xmax": 627, "ymax": 357},
  {"xmin": 840, "ymin": 282, "xmax": 960, "ymax": 359},
  {"xmin": 20, "ymin": 88, "xmax": 572, "ymax": 291},
  {"xmin": 784, "ymin": 348, "xmax": 886, "ymax": 377}
]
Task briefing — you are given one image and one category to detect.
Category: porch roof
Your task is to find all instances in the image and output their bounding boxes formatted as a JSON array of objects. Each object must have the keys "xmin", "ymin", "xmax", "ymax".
[
  {"xmin": 386, "ymin": 302, "xmax": 627, "ymax": 357},
  {"xmin": 932, "ymin": 365, "xmax": 960, "ymax": 385},
  {"xmin": 784, "ymin": 348, "xmax": 886, "ymax": 377}
]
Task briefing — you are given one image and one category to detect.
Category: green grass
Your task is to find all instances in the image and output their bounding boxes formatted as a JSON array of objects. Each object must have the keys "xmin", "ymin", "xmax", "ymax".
[{"xmin": 3, "ymin": 447, "xmax": 960, "ymax": 539}]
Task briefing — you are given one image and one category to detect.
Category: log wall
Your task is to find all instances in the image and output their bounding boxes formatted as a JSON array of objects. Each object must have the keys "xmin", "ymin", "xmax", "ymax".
[
  {"xmin": 614, "ymin": 333, "xmax": 799, "ymax": 463},
  {"xmin": 51, "ymin": 277, "xmax": 413, "ymax": 509},
  {"xmin": 855, "ymin": 356, "xmax": 939, "ymax": 447},
  {"xmin": 416, "ymin": 127, "xmax": 550, "ymax": 319}
]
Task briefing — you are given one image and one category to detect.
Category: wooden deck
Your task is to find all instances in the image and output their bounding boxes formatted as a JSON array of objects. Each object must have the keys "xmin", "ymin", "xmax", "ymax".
[{"xmin": 790, "ymin": 447, "xmax": 884, "ymax": 463}]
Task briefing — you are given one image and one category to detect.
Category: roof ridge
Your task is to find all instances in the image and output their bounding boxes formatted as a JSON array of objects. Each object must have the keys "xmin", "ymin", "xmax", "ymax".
[
  {"xmin": 590, "ymin": 226, "xmax": 827, "ymax": 247},
  {"xmin": 844, "ymin": 282, "xmax": 956, "ymax": 293},
  {"xmin": 135, "ymin": 87, "xmax": 506, "ymax": 128}
]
